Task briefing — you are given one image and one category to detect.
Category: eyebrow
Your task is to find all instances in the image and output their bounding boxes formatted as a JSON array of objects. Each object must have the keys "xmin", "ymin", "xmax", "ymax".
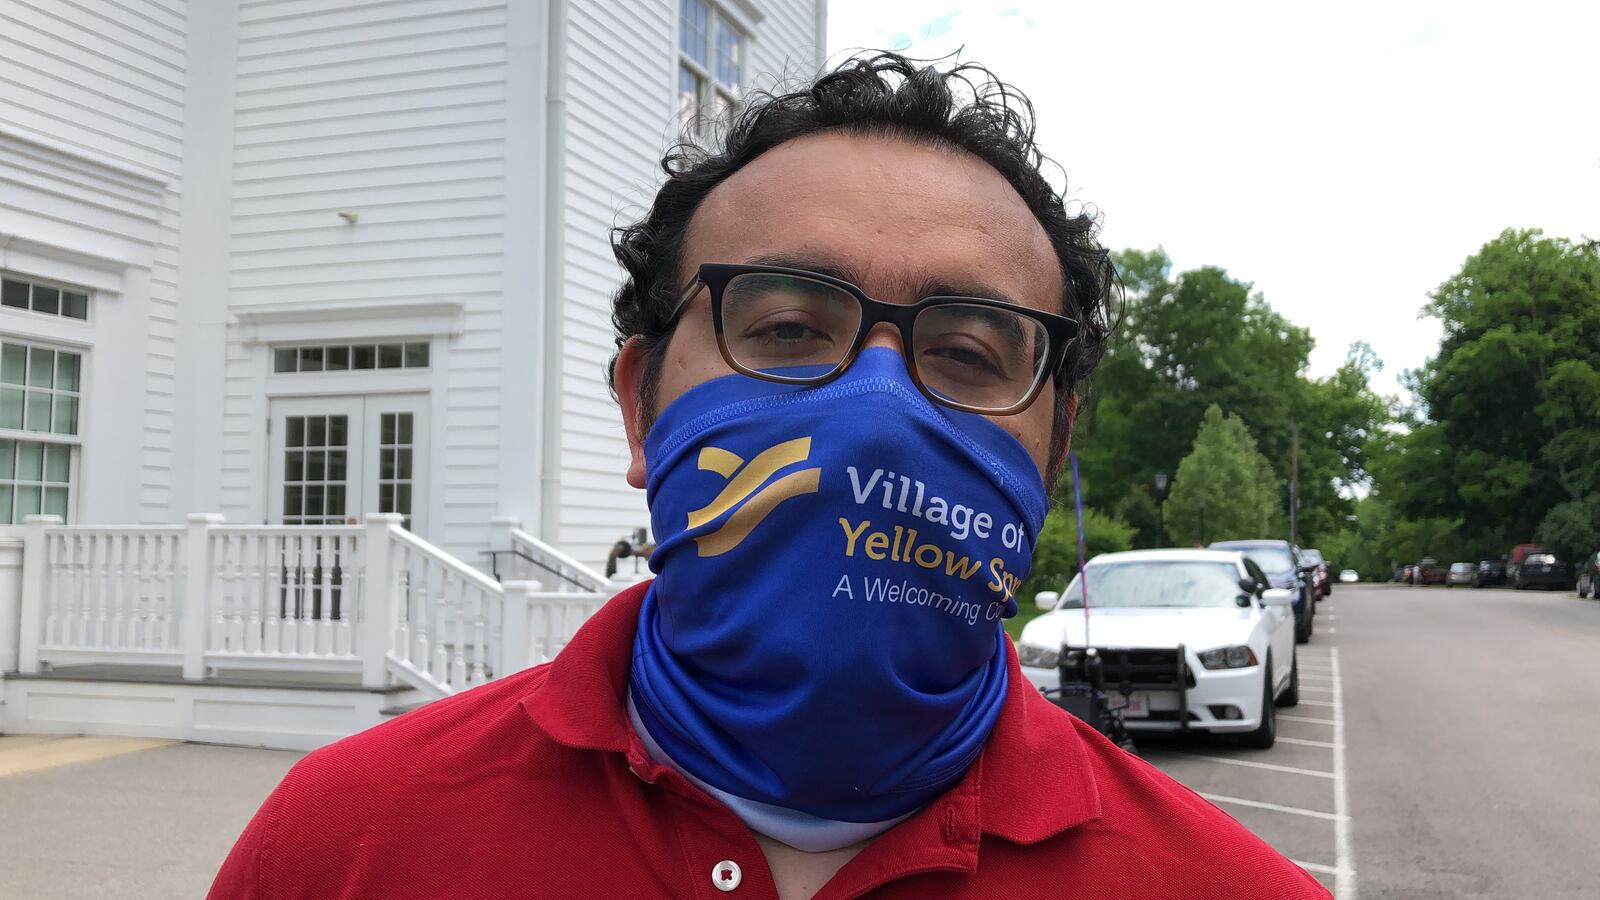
[{"xmin": 742, "ymin": 251, "xmax": 1021, "ymax": 307}]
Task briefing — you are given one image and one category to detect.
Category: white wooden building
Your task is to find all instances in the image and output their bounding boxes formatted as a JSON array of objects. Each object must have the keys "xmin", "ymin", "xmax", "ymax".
[{"xmin": 0, "ymin": 0, "xmax": 826, "ymax": 750}]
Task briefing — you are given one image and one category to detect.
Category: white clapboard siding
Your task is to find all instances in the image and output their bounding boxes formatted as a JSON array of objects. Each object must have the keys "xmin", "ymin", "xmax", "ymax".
[
  {"xmin": 553, "ymin": 0, "xmax": 826, "ymax": 567},
  {"xmin": 0, "ymin": 0, "xmax": 186, "ymax": 525},
  {"xmin": 223, "ymin": 0, "xmax": 510, "ymax": 563}
]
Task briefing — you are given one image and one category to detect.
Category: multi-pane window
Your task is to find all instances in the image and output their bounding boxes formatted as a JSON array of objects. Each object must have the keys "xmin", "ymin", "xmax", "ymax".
[
  {"xmin": 0, "ymin": 438, "xmax": 71, "ymax": 524},
  {"xmin": 378, "ymin": 412, "xmax": 414, "ymax": 530},
  {"xmin": 679, "ymin": 0, "xmax": 744, "ymax": 135},
  {"xmin": 282, "ymin": 415, "xmax": 349, "ymax": 526},
  {"xmin": 273, "ymin": 341, "xmax": 429, "ymax": 373},
  {"xmin": 1, "ymin": 275, "xmax": 89, "ymax": 321},
  {"xmin": 1, "ymin": 341, "xmax": 81, "ymax": 435}
]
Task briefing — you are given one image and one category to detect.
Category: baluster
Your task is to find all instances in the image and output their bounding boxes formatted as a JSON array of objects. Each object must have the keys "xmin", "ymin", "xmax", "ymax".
[
  {"xmin": 262, "ymin": 534, "xmax": 280, "ymax": 654},
  {"xmin": 244, "ymin": 534, "xmax": 263, "ymax": 654},
  {"xmin": 419, "ymin": 556, "xmax": 438, "ymax": 679},
  {"xmin": 160, "ymin": 534, "xmax": 178, "ymax": 650},
  {"xmin": 108, "ymin": 533, "xmax": 126, "ymax": 648},
  {"xmin": 333, "ymin": 533, "xmax": 353, "ymax": 657},
  {"xmin": 209, "ymin": 533, "xmax": 227, "ymax": 652},
  {"xmin": 470, "ymin": 584, "xmax": 488, "ymax": 685},
  {"xmin": 390, "ymin": 540, "xmax": 410, "ymax": 664}
]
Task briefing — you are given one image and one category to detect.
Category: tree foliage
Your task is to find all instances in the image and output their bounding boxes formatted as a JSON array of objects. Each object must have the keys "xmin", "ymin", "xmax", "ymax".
[
  {"xmin": 1162, "ymin": 405, "xmax": 1283, "ymax": 545},
  {"xmin": 1071, "ymin": 250, "xmax": 1387, "ymax": 550},
  {"xmin": 1377, "ymin": 229, "xmax": 1600, "ymax": 563}
]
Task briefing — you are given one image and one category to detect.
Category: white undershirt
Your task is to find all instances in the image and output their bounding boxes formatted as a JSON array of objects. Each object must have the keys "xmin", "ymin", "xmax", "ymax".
[{"xmin": 625, "ymin": 689, "xmax": 916, "ymax": 853}]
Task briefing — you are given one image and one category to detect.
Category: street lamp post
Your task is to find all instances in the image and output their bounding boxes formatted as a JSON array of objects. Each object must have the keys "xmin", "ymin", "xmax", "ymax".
[{"xmin": 1154, "ymin": 472, "xmax": 1169, "ymax": 547}]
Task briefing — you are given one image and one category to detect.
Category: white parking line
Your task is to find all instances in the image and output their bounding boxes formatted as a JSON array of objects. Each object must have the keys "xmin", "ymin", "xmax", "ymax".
[
  {"xmin": 1331, "ymin": 646, "xmax": 1356, "ymax": 899},
  {"xmin": 1279, "ymin": 714, "xmax": 1333, "ymax": 725},
  {"xmin": 1275, "ymin": 736, "xmax": 1341, "ymax": 749},
  {"xmin": 1296, "ymin": 699, "xmax": 1337, "ymax": 707},
  {"xmin": 1300, "ymin": 685, "xmax": 1335, "ymax": 693},
  {"xmin": 1200, "ymin": 792, "xmax": 1347, "ymax": 822},
  {"xmin": 1294, "ymin": 859, "xmax": 1352, "ymax": 877},
  {"xmin": 1172, "ymin": 753, "xmax": 1336, "ymax": 779}
]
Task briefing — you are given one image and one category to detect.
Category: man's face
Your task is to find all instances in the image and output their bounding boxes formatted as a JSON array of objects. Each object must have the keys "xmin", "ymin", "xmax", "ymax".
[{"xmin": 616, "ymin": 131, "xmax": 1065, "ymax": 488}]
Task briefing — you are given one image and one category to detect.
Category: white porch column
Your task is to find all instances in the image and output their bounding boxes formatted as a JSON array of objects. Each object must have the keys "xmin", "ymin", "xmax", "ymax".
[
  {"xmin": 181, "ymin": 513, "xmax": 224, "ymax": 680},
  {"xmin": 499, "ymin": 579, "xmax": 540, "ymax": 677},
  {"xmin": 361, "ymin": 513, "xmax": 405, "ymax": 688},
  {"xmin": 15, "ymin": 514, "xmax": 62, "ymax": 674}
]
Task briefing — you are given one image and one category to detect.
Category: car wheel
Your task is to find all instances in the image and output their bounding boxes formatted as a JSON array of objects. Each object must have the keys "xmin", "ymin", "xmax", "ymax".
[
  {"xmin": 1276, "ymin": 651, "xmax": 1300, "ymax": 708},
  {"xmin": 1241, "ymin": 661, "xmax": 1277, "ymax": 749},
  {"xmin": 1295, "ymin": 611, "xmax": 1311, "ymax": 644}
]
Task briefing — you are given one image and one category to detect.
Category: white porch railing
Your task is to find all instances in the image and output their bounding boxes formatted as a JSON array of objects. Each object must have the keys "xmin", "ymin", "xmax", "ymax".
[
  {"xmin": 9, "ymin": 513, "xmax": 613, "ymax": 701},
  {"xmin": 485, "ymin": 516, "xmax": 611, "ymax": 593}
]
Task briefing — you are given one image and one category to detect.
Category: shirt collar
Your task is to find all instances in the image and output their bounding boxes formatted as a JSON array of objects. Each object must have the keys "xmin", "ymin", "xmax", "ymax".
[{"xmin": 520, "ymin": 580, "xmax": 1102, "ymax": 845}]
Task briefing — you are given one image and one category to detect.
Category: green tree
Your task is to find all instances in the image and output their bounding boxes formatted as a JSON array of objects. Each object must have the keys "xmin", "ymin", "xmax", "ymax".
[
  {"xmin": 1162, "ymin": 406, "xmax": 1283, "ymax": 545},
  {"xmin": 1073, "ymin": 250, "xmax": 1383, "ymax": 550},
  {"xmin": 1384, "ymin": 228, "xmax": 1600, "ymax": 561}
]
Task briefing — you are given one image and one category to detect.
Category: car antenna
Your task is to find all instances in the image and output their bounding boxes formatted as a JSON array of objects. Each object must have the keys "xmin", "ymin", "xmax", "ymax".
[{"xmin": 1070, "ymin": 452, "xmax": 1091, "ymax": 647}]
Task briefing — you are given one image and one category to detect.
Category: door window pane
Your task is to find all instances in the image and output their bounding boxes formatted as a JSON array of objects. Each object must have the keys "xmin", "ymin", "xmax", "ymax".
[
  {"xmin": 377, "ymin": 412, "xmax": 416, "ymax": 529},
  {"xmin": 326, "ymin": 346, "xmax": 350, "ymax": 370},
  {"xmin": 352, "ymin": 345, "xmax": 376, "ymax": 369},
  {"xmin": 0, "ymin": 388, "xmax": 21, "ymax": 429},
  {"xmin": 27, "ymin": 347, "xmax": 52, "ymax": 388},
  {"xmin": 62, "ymin": 292, "xmax": 88, "ymax": 319},
  {"xmin": 0, "ymin": 345, "xmax": 24, "ymax": 384},
  {"xmin": 281, "ymin": 414, "xmax": 350, "ymax": 525},
  {"xmin": 378, "ymin": 344, "xmax": 403, "ymax": 368},
  {"xmin": 403, "ymin": 343, "xmax": 428, "ymax": 367}
]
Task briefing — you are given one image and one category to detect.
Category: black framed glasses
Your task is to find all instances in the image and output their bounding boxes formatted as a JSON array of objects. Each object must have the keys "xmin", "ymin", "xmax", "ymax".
[{"xmin": 667, "ymin": 263, "xmax": 1080, "ymax": 415}]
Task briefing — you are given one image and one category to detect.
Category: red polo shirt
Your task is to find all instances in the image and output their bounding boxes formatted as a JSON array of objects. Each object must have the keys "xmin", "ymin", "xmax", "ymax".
[{"xmin": 209, "ymin": 581, "xmax": 1329, "ymax": 899}]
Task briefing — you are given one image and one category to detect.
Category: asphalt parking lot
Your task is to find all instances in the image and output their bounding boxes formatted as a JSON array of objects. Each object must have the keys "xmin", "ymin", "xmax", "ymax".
[{"xmin": 1137, "ymin": 623, "xmax": 1350, "ymax": 895}]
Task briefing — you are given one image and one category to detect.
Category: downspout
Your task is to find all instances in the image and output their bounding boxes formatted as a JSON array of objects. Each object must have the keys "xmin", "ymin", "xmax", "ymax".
[{"xmin": 539, "ymin": 0, "xmax": 569, "ymax": 547}]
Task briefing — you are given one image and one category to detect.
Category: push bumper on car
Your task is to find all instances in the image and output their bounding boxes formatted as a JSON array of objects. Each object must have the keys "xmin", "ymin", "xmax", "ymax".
[{"xmin": 1023, "ymin": 648, "xmax": 1270, "ymax": 734}]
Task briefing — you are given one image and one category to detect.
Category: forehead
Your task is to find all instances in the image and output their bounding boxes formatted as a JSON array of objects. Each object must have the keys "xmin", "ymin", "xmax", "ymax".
[{"xmin": 681, "ymin": 131, "xmax": 1062, "ymax": 310}]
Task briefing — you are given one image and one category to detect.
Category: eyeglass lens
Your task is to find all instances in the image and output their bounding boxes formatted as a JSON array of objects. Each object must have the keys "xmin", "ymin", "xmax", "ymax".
[{"xmin": 718, "ymin": 271, "xmax": 1051, "ymax": 411}]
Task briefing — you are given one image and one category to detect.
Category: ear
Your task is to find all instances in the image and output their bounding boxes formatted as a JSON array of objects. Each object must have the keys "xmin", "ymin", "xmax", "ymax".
[
  {"xmin": 614, "ymin": 337, "xmax": 651, "ymax": 489},
  {"xmin": 1050, "ymin": 392, "xmax": 1080, "ymax": 476}
]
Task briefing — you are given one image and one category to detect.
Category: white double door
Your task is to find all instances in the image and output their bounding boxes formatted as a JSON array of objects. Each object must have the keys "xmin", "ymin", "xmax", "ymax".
[{"xmin": 267, "ymin": 394, "xmax": 426, "ymax": 533}]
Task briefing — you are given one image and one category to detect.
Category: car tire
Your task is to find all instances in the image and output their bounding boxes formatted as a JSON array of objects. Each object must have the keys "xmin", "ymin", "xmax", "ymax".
[
  {"xmin": 1276, "ymin": 651, "xmax": 1299, "ymax": 708},
  {"xmin": 1241, "ymin": 660, "xmax": 1277, "ymax": 749}
]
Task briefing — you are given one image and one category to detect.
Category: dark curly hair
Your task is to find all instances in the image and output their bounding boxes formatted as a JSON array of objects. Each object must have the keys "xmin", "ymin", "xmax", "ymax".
[{"xmin": 609, "ymin": 51, "xmax": 1114, "ymax": 478}]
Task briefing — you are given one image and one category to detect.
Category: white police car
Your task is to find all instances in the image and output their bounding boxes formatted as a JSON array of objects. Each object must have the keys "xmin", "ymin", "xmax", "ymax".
[{"xmin": 1016, "ymin": 549, "xmax": 1299, "ymax": 748}]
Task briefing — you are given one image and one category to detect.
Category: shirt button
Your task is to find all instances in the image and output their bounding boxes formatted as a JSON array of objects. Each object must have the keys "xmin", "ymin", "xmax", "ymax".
[{"xmin": 712, "ymin": 860, "xmax": 742, "ymax": 892}]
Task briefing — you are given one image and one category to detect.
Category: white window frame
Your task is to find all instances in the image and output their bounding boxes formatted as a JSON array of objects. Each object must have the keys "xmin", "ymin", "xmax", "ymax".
[
  {"xmin": 0, "ymin": 334, "xmax": 86, "ymax": 524},
  {"xmin": 677, "ymin": 0, "xmax": 757, "ymax": 138}
]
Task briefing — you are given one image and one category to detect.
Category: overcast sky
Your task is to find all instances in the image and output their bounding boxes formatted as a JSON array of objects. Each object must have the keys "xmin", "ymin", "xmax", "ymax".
[{"xmin": 825, "ymin": 1, "xmax": 1600, "ymax": 400}]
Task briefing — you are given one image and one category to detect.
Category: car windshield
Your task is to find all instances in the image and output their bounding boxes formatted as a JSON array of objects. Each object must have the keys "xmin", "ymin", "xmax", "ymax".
[
  {"xmin": 1212, "ymin": 543, "xmax": 1295, "ymax": 573},
  {"xmin": 1302, "ymin": 550, "xmax": 1325, "ymax": 564},
  {"xmin": 1450, "ymin": 563, "xmax": 1473, "ymax": 572},
  {"xmin": 1057, "ymin": 561, "xmax": 1243, "ymax": 610}
]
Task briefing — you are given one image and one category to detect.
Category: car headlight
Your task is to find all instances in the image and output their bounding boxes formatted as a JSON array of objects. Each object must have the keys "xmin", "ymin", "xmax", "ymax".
[
  {"xmin": 1197, "ymin": 645, "xmax": 1259, "ymax": 670},
  {"xmin": 1018, "ymin": 643, "xmax": 1060, "ymax": 669}
]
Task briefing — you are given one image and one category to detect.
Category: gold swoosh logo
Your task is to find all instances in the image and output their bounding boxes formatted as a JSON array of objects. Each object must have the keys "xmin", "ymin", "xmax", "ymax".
[{"xmin": 688, "ymin": 437, "xmax": 822, "ymax": 557}]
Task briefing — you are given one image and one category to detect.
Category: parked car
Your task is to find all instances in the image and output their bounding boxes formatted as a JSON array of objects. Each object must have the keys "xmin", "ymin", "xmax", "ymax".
[
  {"xmin": 1414, "ymin": 558, "xmax": 1448, "ymax": 585},
  {"xmin": 1300, "ymin": 548, "xmax": 1331, "ymax": 599},
  {"xmin": 1513, "ymin": 550, "xmax": 1569, "ymax": 590},
  {"xmin": 1577, "ymin": 551, "xmax": 1599, "ymax": 599},
  {"xmin": 1505, "ymin": 543, "xmax": 1546, "ymax": 586},
  {"xmin": 1339, "ymin": 569, "xmax": 1359, "ymax": 583},
  {"xmin": 1445, "ymin": 562, "xmax": 1475, "ymax": 587},
  {"xmin": 1208, "ymin": 539, "xmax": 1314, "ymax": 643},
  {"xmin": 1019, "ymin": 549, "xmax": 1299, "ymax": 748},
  {"xmin": 1473, "ymin": 558, "xmax": 1507, "ymax": 588}
]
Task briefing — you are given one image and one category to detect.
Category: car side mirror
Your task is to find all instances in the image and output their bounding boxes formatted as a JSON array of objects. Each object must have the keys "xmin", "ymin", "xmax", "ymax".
[
  {"xmin": 1261, "ymin": 588, "xmax": 1294, "ymax": 608},
  {"xmin": 1237, "ymin": 576, "xmax": 1259, "ymax": 595},
  {"xmin": 1033, "ymin": 591, "xmax": 1060, "ymax": 611}
]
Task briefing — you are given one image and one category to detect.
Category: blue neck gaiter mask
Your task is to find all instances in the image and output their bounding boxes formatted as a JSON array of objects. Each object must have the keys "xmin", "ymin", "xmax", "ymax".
[{"xmin": 630, "ymin": 347, "xmax": 1048, "ymax": 823}]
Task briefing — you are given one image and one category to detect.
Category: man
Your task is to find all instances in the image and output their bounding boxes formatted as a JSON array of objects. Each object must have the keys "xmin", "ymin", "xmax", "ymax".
[{"xmin": 210, "ymin": 53, "xmax": 1329, "ymax": 899}]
